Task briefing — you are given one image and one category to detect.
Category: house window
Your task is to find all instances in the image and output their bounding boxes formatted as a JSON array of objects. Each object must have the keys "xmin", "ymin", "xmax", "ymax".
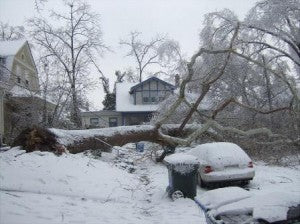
[
  {"xmin": 142, "ymin": 90, "xmax": 150, "ymax": 104},
  {"xmin": 0, "ymin": 57, "xmax": 6, "ymax": 65},
  {"xmin": 25, "ymin": 71, "xmax": 30, "ymax": 87},
  {"xmin": 16, "ymin": 65, "xmax": 21, "ymax": 76},
  {"xmin": 90, "ymin": 118, "xmax": 99, "ymax": 126},
  {"xmin": 17, "ymin": 76, "xmax": 21, "ymax": 84},
  {"xmin": 150, "ymin": 91, "xmax": 158, "ymax": 103},
  {"xmin": 143, "ymin": 97, "xmax": 149, "ymax": 103},
  {"xmin": 0, "ymin": 57, "xmax": 5, "ymax": 76},
  {"xmin": 109, "ymin": 117, "xmax": 118, "ymax": 127}
]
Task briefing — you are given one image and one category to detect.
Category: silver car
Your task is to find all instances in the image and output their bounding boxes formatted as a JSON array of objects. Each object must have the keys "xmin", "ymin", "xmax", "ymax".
[{"xmin": 188, "ymin": 142, "xmax": 255, "ymax": 187}]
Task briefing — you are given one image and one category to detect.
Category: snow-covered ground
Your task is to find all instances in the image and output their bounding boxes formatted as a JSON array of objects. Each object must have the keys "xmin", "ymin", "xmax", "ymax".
[
  {"xmin": 0, "ymin": 147, "xmax": 204, "ymax": 224},
  {"xmin": 0, "ymin": 146, "xmax": 299, "ymax": 224}
]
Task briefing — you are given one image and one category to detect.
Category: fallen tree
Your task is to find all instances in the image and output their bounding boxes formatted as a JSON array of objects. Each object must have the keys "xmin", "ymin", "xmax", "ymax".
[
  {"xmin": 12, "ymin": 124, "xmax": 221, "ymax": 154},
  {"xmin": 12, "ymin": 118, "xmax": 299, "ymax": 158}
]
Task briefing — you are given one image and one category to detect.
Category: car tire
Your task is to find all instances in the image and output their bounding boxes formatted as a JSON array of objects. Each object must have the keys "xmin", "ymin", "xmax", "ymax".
[
  {"xmin": 171, "ymin": 190, "xmax": 184, "ymax": 201},
  {"xmin": 241, "ymin": 180, "xmax": 250, "ymax": 186}
]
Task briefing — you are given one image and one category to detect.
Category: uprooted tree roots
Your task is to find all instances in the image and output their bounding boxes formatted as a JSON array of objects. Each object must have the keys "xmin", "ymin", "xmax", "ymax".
[{"xmin": 12, "ymin": 126, "xmax": 65, "ymax": 155}]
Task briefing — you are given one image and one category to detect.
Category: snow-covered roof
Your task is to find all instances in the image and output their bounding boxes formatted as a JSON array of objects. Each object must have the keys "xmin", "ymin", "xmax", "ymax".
[
  {"xmin": 9, "ymin": 85, "xmax": 56, "ymax": 105},
  {"xmin": 116, "ymin": 82, "xmax": 159, "ymax": 112},
  {"xmin": 0, "ymin": 39, "xmax": 26, "ymax": 56},
  {"xmin": 9, "ymin": 85, "xmax": 37, "ymax": 97}
]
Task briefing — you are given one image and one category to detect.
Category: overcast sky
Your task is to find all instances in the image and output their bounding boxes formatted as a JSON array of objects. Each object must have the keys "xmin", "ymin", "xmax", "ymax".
[{"xmin": 0, "ymin": 0, "xmax": 258, "ymax": 110}]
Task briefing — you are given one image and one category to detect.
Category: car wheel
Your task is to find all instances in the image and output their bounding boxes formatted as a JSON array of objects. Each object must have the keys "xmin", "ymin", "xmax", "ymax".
[
  {"xmin": 256, "ymin": 219, "xmax": 269, "ymax": 224},
  {"xmin": 241, "ymin": 180, "xmax": 250, "ymax": 186},
  {"xmin": 171, "ymin": 190, "xmax": 184, "ymax": 201}
]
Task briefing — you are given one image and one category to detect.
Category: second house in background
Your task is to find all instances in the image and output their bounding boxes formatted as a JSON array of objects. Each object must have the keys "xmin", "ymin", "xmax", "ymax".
[{"xmin": 81, "ymin": 77, "xmax": 176, "ymax": 128}]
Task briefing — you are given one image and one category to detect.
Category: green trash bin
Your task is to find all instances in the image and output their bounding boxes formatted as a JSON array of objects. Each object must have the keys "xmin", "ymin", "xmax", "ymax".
[{"xmin": 164, "ymin": 153, "xmax": 199, "ymax": 199}]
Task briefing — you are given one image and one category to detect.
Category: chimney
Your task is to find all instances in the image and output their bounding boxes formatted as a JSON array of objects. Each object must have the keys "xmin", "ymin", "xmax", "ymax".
[{"xmin": 175, "ymin": 74, "xmax": 180, "ymax": 88}]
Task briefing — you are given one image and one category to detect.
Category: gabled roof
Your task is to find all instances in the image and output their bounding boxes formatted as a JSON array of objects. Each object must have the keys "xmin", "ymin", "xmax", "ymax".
[
  {"xmin": 116, "ymin": 82, "xmax": 159, "ymax": 112},
  {"xmin": 129, "ymin": 76, "xmax": 175, "ymax": 94},
  {"xmin": 8, "ymin": 84, "xmax": 56, "ymax": 106},
  {"xmin": 0, "ymin": 39, "xmax": 26, "ymax": 56}
]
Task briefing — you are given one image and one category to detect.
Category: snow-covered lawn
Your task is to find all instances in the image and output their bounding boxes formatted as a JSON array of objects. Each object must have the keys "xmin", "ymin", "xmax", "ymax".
[
  {"xmin": 0, "ymin": 146, "xmax": 299, "ymax": 224},
  {"xmin": 0, "ymin": 147, "xmax": 204, "ymax": 224}
]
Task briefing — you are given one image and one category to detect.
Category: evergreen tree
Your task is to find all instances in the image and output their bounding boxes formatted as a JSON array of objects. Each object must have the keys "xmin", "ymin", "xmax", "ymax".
[{"xmin": 102, "ymin": 93, "xmax": 116, "ymax": 110}]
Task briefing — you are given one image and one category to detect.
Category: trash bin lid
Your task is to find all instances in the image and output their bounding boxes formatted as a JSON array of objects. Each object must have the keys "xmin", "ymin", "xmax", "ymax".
[{"xmin": 164, "ymin": 153, "xmax": 198, "ymax": 165}]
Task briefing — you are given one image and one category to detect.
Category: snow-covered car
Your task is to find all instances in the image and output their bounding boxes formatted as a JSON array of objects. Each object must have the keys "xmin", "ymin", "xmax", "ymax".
[
  {"xmin": 195, "ymin": 187, "xmax": 300, "ymax": 224},
  {"xmin": 188, "ymin": 142, "xmax": 255, "ymax": 187}
]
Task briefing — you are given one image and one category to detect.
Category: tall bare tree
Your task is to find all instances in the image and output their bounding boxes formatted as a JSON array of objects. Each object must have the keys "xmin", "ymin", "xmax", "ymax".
[
  {"xmin": 36, "ymin": 56, "xmax": 73, "ymax": 128},
  {"xmin": 120, "ymin": 31, "xmax": 183, "ymax": 82},
  {"xmin": 0, "ymin": 22, "xmax": 24, "ymax": 41},
  {"xmin": 28, "ymin": 0, "xmax": 106, "ymax": 127}
]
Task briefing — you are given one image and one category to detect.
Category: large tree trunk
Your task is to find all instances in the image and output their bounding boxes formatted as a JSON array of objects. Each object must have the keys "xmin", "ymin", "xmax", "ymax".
[
  {"xmin": 12, "ymin": 126, "xmax": 173, "ymax": 154},
  {"xmin": 65, "ymin": 127, "xmax": 164, "ymax": 153},
  {"xmin": 12, "ymin": 125, "xmax": 218, "ymax": 155}
]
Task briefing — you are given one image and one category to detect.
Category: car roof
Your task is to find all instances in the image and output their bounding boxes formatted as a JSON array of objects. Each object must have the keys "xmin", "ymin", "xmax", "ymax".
[{"xmin": 188, "ymin": 142, "xmax": 251, "ymax": 166}]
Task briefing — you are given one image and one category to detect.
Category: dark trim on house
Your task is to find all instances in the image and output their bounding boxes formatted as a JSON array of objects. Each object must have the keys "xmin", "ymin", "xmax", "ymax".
[{"xmin": 129, "ymin": 77, "xmax": 175, "ymax": 94}]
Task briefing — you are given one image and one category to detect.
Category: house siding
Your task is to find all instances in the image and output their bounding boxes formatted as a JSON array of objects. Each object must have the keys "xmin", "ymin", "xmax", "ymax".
[
  {"xmin": 81, "ymin": 111, "xmax": 122, "ymax": 128},
  {"xmin": 9, "ymin": 44, "xmax": 40, "ymax": 92},
  {"xmin": 122, "ymin": 112, "xmax": 153, "ymax": 126}
]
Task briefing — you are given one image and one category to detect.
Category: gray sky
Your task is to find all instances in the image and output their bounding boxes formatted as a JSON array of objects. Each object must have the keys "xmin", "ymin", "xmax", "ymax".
[{"xmin": 0, "ymin": 0, "xmax": 258, "ymax": 110}]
